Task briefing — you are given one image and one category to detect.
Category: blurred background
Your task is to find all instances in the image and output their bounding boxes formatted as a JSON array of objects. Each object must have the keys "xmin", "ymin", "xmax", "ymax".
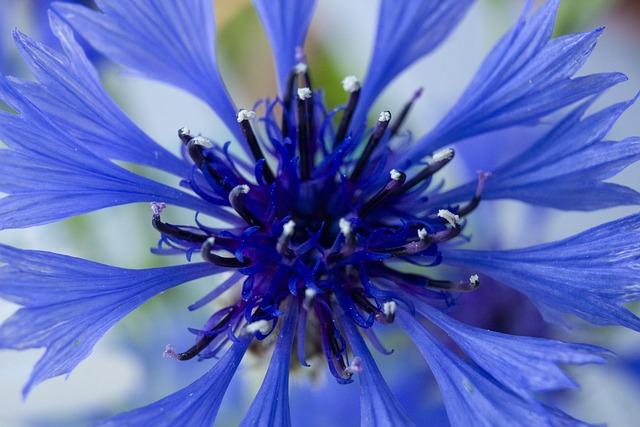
[{"xmin": 0, "ymin": 0, "xmax": 639, "ymax": 425}]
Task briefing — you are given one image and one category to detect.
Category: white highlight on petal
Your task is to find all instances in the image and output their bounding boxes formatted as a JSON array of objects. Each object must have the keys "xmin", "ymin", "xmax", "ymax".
[
  {"xmin": 245, "ymin": 319, "xmax": 271, "ymax": 335},
  {"xmin": 417, "ymin": 228, "xmax": 428, "ymax": 240},
  {"xmin": 469, "ymin": 274, "xmax": 480, "ymax": 288},
  {"xmin": 378, "ymin": 111, "xmax": 391, "ymax": 122},
  {"xmin": 383, "ymin": 301, "xmax": 397, "ymax": 317},
  {"xmin": 297, "ymin": 87, "xmax": 312, "ymax": 100},
  {"xmin": 237, "ymin": 109, "xmax": 256, "ymax": 122},
  {"xmin": 342, "ymin": 75, "xmax": 361, "ymax": 92},
  {"xmin": 390, "ymin": 169, "xmax": 402, "ymax": 181},
  {"xmin": 294, "ymin": 62, "xmax": 308, "ymax": 74},
  {"xmin": 282, "ymin": 220, "xmax": 296, "ymax": 237},
  {"xmin": 191, "ymin": 136, "xmax": 212, "ymax": 148},
  {"xmin": 433, "ymin": 147, "xmax": 454, "ymax": 162},
  {"xmin": 339, "ymin": 218, "xmax": 352, "ymax": 236},
  {"xmin": 438, "ymin": 209, "xmax": 460, "ymax": 227}
]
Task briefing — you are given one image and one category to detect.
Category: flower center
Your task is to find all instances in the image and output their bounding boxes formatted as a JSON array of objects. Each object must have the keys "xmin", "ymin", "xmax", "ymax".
[{"xmin": 153, "ymin": 63, "xmax": 487, "ymax": 383}]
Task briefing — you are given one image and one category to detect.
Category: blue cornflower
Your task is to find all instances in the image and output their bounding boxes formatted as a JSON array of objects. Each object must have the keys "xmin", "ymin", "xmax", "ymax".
[{"xmin": 1, "ymin": 0, "xmax": 639, "ymax": 425}]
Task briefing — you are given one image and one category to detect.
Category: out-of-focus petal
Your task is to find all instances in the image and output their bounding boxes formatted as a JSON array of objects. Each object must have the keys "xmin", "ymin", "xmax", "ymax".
[
  {"xmin": 252, "ymin": 0, "xmax": 317, "ymax": 95},
  {"xmin": 0, "ymin": 244, "xmax": 223, "ymax": 395}
]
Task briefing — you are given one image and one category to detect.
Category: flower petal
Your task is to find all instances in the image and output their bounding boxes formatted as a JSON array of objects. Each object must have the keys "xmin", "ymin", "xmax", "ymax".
[
  {"xmin": 252, "ymin": 0, "xmax": 317, "ymax": 94},
  {"xmin": 7, "ymin": 13, "xmax": 187, "ymax": 176},
  {"xmin": 0, "ymin": 244, "xmax": 223, "ymax": 395},
  {"xmin": 416, "ymin": 301, "xmax": 608, "ymax": 397},
  {"xmin": 396, "ymin": 310, "xmax": 565, "ymax": 426},
  {"xmin": 402, "ymin": 0, "xmax": 626, "ymax": 163},
  {"xmin": 431, "ymin": 97, "xmax": 640, "ymax": 210},
  {"xmin": 442, "ymin": 213, "xmax": 640, "ymax": 330},
  {"xmin": 352, "ymin": 0, "xmax": 474, "ymax": 131},
  {"xmin": 239, "ymin": 301, "xmax": 298, "ymax": 427},
  {"xmin": 54, "ymin": 0, "xmax": 243, "ymax": 142},
  {"xmin": 339, "ymin": 309, "xmax": 416, "ymax": 427},
  {"xmin": 95, "ymin": 339, "xmax": 251, "ymax": 426}
]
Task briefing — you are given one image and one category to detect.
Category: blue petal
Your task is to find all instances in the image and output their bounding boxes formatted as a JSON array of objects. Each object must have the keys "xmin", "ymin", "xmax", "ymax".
[
  {"xmin": 0, "ymin": 244, "xmax": 223, "ymax": 395},
  {"xmin": 339, "ymin": 310, "xmax": 416, "ymax": 427},
  {"xmin": 95, "ymin": 339, "xmax": 251, "ymax": 426},
  {"xmin": 54, "ymin": 0, "xmax": 243, "ymax": 143},
  {"xmin": 352, "ymin": 0, "xmax": 474, "ymax": 132},
  {"xmin": 8, "ymin": 13, "xmax": 188, "ymax": 176},
  {"xmin": 396, "ymin": 310, "xmax": 566, "ymax": 426},
  {"xmin": 239, "ymin": 302, "xmax": 298, "ymax": 427},
  {"xmin": 416, "ymin": 301, "xmax": 608, "ymax": 398},
  {"xmin": 442, "ymin": 213, "xmax": 640, "ymax": 330},
  {"xmin": 252, "ymin": 0, "xmax": 317, "ymax": 95},
  {"xmin": 401, "ymin": 0, "xmax": 626, "ymax": 163},
  {"xmin": 431, "ymin": 97, "xmax": 640, "ymax": 210}
]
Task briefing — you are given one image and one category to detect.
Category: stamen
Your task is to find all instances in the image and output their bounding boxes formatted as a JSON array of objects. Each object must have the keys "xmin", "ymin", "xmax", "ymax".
[
  {"xmin": 333, "ymin": 75, "xmax": 362, "ymax": 148},
  {"xmin": 383, "ymin": 301, "xmax": 397, "ymax": 319},
  {"xmin": 378, "ymin": 228, "xmax": 431, "ymax": 256},
  {"xmin": 178, "ymin": 126, "xmax": 192, "ymax": 144},
  {"xmin": 303, "ymin": 287, "xmax": 317, "ymax": 311},
  {"xmin": 151, "ymin": 204, "xmax": 208, "ymax": 243},
  {"xmin": 277, "ymin": 219, "xmax": 296, "ymax": 255},
  {"xmin": 229, "ymin": 185, "xmax": 263, "ymax": 227},
  {"xmin": 326, "ymin": 218, "xmax": 356, "ymax": 263},
  {"xmin": 237, "ymin": 109, "xmax": 275, "ymax": 184},
  {"xmin": 401, "ymin": 147, "xmax": 455, "ymax": 193},
  {"xmin": 350, "ymin": 111, "xmax": 391, "ymax": 182},
  {"xmin": 201, "ymin": 237, "xmax": 248, "ymax": 268},
  {"xmin": 244, "ymin": 319, "xmax": 271, "ymax": 336},
  {"xmin": 456, "ymin": 171, "xmax": 492, "ymax": 217},
  {"xmin": 297, "ymin": 87, "xmax": 314, "ymax": 180},
  {"xmin": 427, "ymin": 275, "xmax": 480, "ymax": 292},
  {"xmin": 345, "ymin": 356, "xmax": 362, "ymax": 374},
  {"xmin": 390, "ymin": 88, "xmax": 423, "ymax": 136},
  {"xmin": 359, "ymin": 169, "xmax": 406, "ymax": 216}
]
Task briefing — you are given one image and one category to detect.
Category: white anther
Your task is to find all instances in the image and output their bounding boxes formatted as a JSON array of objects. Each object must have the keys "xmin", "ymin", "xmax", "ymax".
[
  {"xmin": 438, "ymin": 209, "xmax": 460, "ymax": 227},
  {"xmin": 417, "ymin": 228, "xmax": 428, "ymax": 240},
  {"xmin": 282, "ymin": 220, "xmax": 296, "ymax": 237},
  {"xmin": 342, "ymin": 75, "xmax": 361, "ymax": 92},
  {"xmin": 297, "ymin": 87, "xmax": 312, "ymax": 100},
  {"xmin": 237, "ymin": 109, "xmax": 256, "ymax": 122},
  {"xmin": 378, "ymin": 111, "xmax": 391, "ymax": 122},
  {"xmin": 383, "ymin": 301, "xmax": 397, "ymax": 317},
  {"xmin": 162, "ymin": 344, "xmax": 178, "ymax": 359},
  {"xmin": 294, "ymin": 62, "xmax": 308, "ymax": 74},
  {"xmin": 191, "ymin": 136, "xmax": 212, "ymax": 148},
  {"xmin": 433, "ymin": 147, "xmax": 454, "ymax": 163},
  {"xmin": 178, "ymin": 126, "xmax": 191, "ymax": 135},
  {"xmin": 205, "ymin": 236, "xmax": 215, "ymax": 246},
  {"xmin": 303, "ymin": 287, "xmax": 317, "ymax": 311},
  {"xmin": 345, "ymin": 356, "xmax": 363, "ymax": 374},
  {"xmin": 390, "ymin": 169, "xmax": 402, "ymax": 181},
  {"xmin": 236, "ymin": 184, "xmax": 250, "ymax": 194},
  {"xmin": 469, "ymin": 274, "xmax": 480, "ymax": 288},
  {"xmin": 245, "ymin": 319, "xmax": 271, "ymax": 335},
  {"xmin": 339, "ymin": 218, "xmax": 352, "ymax": 236},
  {"xmin": 151, "ymin": 202, "xmax": 166, "ymax": 216}
]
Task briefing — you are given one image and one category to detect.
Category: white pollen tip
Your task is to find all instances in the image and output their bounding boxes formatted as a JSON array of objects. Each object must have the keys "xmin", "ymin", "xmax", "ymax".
[
  {"xmin": 304, "ymin": 287, "xmax": 317, "ymax": 301},
  {"xmin": 297, "ymin": 87, "xmax": 312, "ymax": 100},
  {"xmin": 433, "ymin": 147, "xmax": 454, "ymax": 163},
  {"xmin": 178, "ymin": 126, "xmax": 190, "ymax": 135},
  {"xmin": 191, "ymin": 136, "xmax": 212, "ymax": 148},
  {"xmin": 383, "ymin": 301, "xmax": 397, "ymax": 317},
  {"xmin": 339, "ymin": 218, "xmax": 352, "ymax": 236},
  {"xmin": 237, "ymin": 109, "xmax": 256, "ymax": 122},
  {"xmin": 378, "ymin": 111, "xmax": 391, "ymax": 122},
  {"xmin": 283, "ymin": 220, "xmax": 296, "ymax": 237},
  {"xmin": 469, "ymin": 274, "xmax": 480, "ymax": 288},
  {"xmin": 151, "ymin": 202, "xmax": 166, "ymax": 216},
  {"xmin": 346, "ymin": 356, "xmax": 363, "ymax": 374},
  {"xmin": 390, "ymin": 169, "xmax": 402, "ymax": 181},
  {"xmin": 294, "ymin": 62, "xmax": 308, "ymax": 74},
  {"xmin": 237, "ymin": 184, "xmax": 250, "ymax": 194},
  {"xmin": 417, "ymin": 228, "xmax": 428, "ymax": 240},
  {"xmin": 438, "ymin": 209, "xmax": 460, "ymax": 227},
  {"xmin": 341, "ymin": 75, "xmax": 361, "ymax": 92},
  {"xmin": 205, "ymin": 236, "xmax": 215, "ymax": 246},
  {"xmin": 245, "ymin": 319, "xmax": 271, "ymax": 335}
]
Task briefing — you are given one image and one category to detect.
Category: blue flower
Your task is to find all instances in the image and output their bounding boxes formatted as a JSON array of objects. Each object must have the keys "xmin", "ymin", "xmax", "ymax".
[{"xmin": 1, "ymin": 0, "xmax": 639, "ymax": 425}]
